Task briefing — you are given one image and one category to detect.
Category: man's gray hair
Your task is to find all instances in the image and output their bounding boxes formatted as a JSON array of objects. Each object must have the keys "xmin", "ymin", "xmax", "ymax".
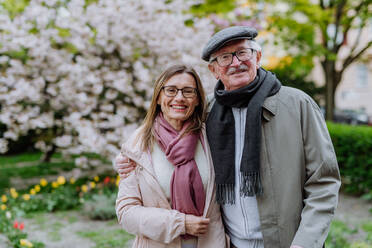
[{"xmin": 246, "ymin": 40, "xmax": 261, "ymax": 52}]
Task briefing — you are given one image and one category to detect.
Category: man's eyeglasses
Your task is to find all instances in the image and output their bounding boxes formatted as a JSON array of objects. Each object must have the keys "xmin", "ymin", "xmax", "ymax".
[
  {"xmin": 210, "ymin": 48, "xmax": 256, "ymax": 67},
  {"xmin": 161, "ymin": 86, "xmax": 197, "ymax": 98}
]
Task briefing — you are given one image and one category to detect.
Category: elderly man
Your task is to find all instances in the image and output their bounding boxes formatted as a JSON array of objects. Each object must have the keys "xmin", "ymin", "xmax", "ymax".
[{"xmin": 116, "ymin": 26, "xmax": 340, "ymax": 248}]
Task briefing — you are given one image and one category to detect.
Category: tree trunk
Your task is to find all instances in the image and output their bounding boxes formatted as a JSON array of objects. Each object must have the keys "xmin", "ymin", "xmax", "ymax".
[
  {"xmin": 323, "ymin": 60, "xmax": 342, "ymax": 121},
  {"xmin": 41, "ymin": 144, "xmax": 56, "ymax": 163},
  {"xmin": 325, "ymin": 69, "xmax": 335, "ymax": 120}
]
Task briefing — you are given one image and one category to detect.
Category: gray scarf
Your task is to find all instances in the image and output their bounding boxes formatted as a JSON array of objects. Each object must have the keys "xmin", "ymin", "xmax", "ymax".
[{"xmin": 206, "ymin": 68, "xmax": 281, "ymax": 204}]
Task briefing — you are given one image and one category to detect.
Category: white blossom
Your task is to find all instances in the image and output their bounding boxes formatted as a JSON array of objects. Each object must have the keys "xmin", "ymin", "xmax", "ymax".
[
  {"xmin": 0, "ymin": 0, "xmax": 215, "ymax": 159},
  {"xmin": 0, "ymin": 139, "xmax": 8, "ymax": 153}
]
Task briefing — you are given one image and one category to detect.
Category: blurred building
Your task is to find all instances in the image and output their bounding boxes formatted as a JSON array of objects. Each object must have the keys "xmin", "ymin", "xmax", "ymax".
[{"xmin": 311, "ymin": 24, "xmax": 372, "ymax": 118}]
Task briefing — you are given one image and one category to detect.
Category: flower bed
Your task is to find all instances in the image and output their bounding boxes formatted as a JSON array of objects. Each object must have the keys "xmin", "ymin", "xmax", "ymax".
[{"xmin": 0, "ymin": 175, "xmax": 120, "ymax": 247}]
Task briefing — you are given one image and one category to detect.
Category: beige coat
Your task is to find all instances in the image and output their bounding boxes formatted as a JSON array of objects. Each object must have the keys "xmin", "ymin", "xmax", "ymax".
[{"xmin": 116, "ymin": 127, "xmax": 229, "ymax": 248}]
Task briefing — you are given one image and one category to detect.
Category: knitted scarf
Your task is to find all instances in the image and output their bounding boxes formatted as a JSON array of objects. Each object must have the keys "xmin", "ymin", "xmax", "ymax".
[
  {"xmin": 153, "ymin": 113, "xmax": 206, "ymax": 218},
  {"xmin": 206, "ymin": 68, "xmax": 281, "ymax": 204}
]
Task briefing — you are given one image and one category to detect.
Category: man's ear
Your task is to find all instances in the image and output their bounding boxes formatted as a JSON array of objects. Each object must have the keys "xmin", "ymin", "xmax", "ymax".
[
  {"xmin": 208, "ymin": 63, "xmax": 219, "ymax": 80},
  {"xmin": 255, "ymin": 51, "xmax": 262, "ymax": 69}
]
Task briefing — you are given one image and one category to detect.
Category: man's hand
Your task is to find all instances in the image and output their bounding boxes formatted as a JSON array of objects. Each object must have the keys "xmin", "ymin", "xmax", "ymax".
[
  {"xmin": 290, "ymin": 246, "xmax": 304, "ymax": 248},
  {"xmin": 185, "ymin": 215, "xmax": 210, "ymax": 236},
  {"xmin": 114, "ymin": 153, "xmax": 136, "ymax": 179}
]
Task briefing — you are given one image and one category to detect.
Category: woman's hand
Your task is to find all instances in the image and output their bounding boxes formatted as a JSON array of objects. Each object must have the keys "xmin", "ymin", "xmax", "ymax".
[
  {"xmin": 115, "ymin": 153, "xmax": 137, "ymax": 179},
  {"xmin": 185, "ymin": 215, "xmax": 210, "ymax": 236}
]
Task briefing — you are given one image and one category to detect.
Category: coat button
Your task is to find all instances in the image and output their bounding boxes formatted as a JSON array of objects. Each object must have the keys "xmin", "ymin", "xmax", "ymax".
[{"xmin": 138, "ymin": 166, "xmax": 143, "ymax": 171}]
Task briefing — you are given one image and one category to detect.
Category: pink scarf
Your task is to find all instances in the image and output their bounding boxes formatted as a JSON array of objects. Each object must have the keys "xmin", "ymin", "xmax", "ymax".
[{"xmin": 154, "ymin": 113, "xmax": 206, "ymax": 219}]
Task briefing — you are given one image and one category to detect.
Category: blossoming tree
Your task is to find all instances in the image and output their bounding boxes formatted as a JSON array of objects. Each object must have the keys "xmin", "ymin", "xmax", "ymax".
[{"xmin": 0, "ymin": 0, "xmax": 215, "ymax": 162}]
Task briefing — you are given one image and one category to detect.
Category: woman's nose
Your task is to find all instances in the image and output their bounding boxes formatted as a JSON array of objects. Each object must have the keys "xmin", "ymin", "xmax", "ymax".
[{"xmin": 174, "ymin": 89, "xmax": 185, "ymax": 99}]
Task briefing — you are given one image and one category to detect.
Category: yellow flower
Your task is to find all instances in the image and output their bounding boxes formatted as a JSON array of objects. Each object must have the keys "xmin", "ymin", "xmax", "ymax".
[
  {"xmin": 30, "ymin": 189, "xmax": 36, "ymax": 195},
  {"xmin": 69, "ymin": 177, "xmax": 76, "ymax": 184},
  {"xmin": 1, "ymin": 204, "xmax": 6, "ymax": 210},
  {"xmin": 57, "ymin": 176, "xmax": 66, "ymax": 185},
  {"xmin": 81, "ymin": 185, "xmax": 88, "ymax": 193},
  {"xmin": 52, "ymin": 181, "xmax": 59, "ymax": 188},
  {"xmin": 90, "ymin": 182, "xmax": 96, "ymax": 189},
  {"xmin": 94, "ymin": 176, "xmax": 99, "ymax": 182},
  {"xmin": 34, "ymin": 185, "xmax": 41, "ymax": 192},
  {"xmin": 116, "ymin": 177, "xmax": 120, "ymax": 187},
  {"xmin": 40, "ymin": 178, "xmax": 48, "ymax": 187},
  {"xmin": 1, "ymin": 195, "xmax": 7, "ymax": 203},
  {"xmin": 10, "ymin": 188, "xmax": 18, "ymax": 199},
  {"xmin": 22, "ymin": 194, "xmax": 30, "ymax": 201},
  {"xmin": 20, "ymin": 239, "xmax": 33, "ymax": 247}
]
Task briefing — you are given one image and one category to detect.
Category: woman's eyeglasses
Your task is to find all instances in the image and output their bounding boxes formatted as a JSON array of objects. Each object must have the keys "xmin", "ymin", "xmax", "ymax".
[{"xmin": 162, "ymin": 86, "xmax": 197, "ymax": 98}]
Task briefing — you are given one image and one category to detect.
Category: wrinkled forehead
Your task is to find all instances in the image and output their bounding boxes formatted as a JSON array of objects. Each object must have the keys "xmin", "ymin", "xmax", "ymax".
[{"xmin": 212, "ymin": 39, "xmax": 261, "ymax": 56}]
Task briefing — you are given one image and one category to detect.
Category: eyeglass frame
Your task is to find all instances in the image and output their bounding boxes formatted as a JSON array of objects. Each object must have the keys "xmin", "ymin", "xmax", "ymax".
[
  {"xmin": 161, "ymin": 86, "xmax": 198, "ymax": 98},
  {"xmin": 209, "ymin": 48, "xmax": 256, "ymax": 67}
]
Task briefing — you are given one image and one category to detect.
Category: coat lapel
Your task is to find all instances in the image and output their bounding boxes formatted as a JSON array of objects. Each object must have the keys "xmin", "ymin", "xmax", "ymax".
[{"xmin": 262, "ymin": 92, "xmax": 278, "ymax": 122}]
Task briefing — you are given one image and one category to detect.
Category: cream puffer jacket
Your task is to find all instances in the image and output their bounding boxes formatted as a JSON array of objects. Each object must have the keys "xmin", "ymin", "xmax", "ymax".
[{"xmin": 116, "ymin": 126, "xmax": 229, "ymax": 248}]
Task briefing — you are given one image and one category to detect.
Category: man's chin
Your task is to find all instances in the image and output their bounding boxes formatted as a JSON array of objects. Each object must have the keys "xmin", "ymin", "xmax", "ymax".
[
  {"xmin": 227, "ymin": 81, "xmax": 252, "ymax": 91},
  {"xmin": 229, "ymin": 77, "xmax": 251, "ymax": 85}
]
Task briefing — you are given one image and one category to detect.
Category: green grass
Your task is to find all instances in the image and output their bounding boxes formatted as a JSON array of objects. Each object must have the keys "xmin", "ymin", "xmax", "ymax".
[
  {"xmin": 326, "ymin": 220, "xmax": 372, "ymax": 248},
  {"xmin": 24, "ymin": 212, "xmax": 48, "ymax": 230},
  {"xmin": 54, "ymin": 211, "xmax": 79, "ymax": 224},
  {"xmin": 0, "ymin": 152, "xmax": 64, "ymax": 166},
  {"xmin": 0, "ymin": 152, "xmax": 43, "ymax": 166},
  {"xmin": 77, "ymin": 229, "xmax": 134, "ymax": 248},
  {"xmin": 362, "ymin": 222, "xmax": 372, "ymax": 242},
  {"xmin": 106, "ymin": 219, "xmax": 120, "ymax": 226},
  {"xmin": 0, "ymin": 152, "xmax": 76, "ymax": 192},
  {"xmin": 49, "ymin": 221, "xmax": 64, "ymax": 241},
  {"xmin": 0, "ymin": 152, "xmax": 73, "ymax": 181},
  {"xmin": 0, "ymin": 161, "xmax": 75, "ymax": 179},
  {"xmin": 0, "ymin": 151, "xmax": 113, "ymax": 193}
]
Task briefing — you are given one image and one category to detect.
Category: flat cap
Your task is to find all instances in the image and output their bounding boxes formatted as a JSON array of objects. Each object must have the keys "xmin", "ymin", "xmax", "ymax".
[{"xmin": 202, "ymin": 26, "xmax": 258, "ymax": 62}]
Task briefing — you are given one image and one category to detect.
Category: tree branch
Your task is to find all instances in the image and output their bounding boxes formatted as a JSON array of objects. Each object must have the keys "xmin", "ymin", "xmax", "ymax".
[
  {"xmin": 320, "ymin": 0, "xmax": 325, "ymax": 9},
  {"xmin": 318, "ymin": 1, "xmax": 330, "ymax": 49},
  {"xmin": 332, "ymin": 0, "xmax": 346, "ymax": 53},
  {"xmin": 349, "ymin": 22, "xmax": 366, "ymax": 55},
  {"xmin": 342, "ymin": 1, "xmax": 366, "ymax": 38},
  {"xmin": 341, "ymin": 41, "xmax": 372, "ymax": 73}
]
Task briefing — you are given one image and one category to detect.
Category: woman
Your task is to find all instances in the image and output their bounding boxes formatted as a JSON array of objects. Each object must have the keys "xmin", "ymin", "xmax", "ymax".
[{"xmin": 116, "ymin": 65, "xmax": 228, "ymax": 248}]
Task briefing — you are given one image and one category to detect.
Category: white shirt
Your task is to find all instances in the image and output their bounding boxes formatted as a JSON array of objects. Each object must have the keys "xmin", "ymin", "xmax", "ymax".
[
  {"xmin": 221, "ymin": 107, "xmax": 264, "ymax": 248},
  {"xmin": 151, "ymin": 140, "xmax": 209, "ymax": 248}
]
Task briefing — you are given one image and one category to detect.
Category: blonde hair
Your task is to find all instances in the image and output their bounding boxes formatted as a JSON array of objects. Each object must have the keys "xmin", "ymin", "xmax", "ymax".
[{"xmin": 138, "ymin": 64, "xmax": 207, "ymax": 151}]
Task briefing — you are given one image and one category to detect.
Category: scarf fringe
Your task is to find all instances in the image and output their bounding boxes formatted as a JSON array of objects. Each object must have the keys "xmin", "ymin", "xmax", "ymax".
[
  {"xmin": 216, "ymin": 184, "xmax": 235, "ymax": 205},
  {"xmin": 240, "ymin": 172, "xmax": 263, "ymax": 197}
]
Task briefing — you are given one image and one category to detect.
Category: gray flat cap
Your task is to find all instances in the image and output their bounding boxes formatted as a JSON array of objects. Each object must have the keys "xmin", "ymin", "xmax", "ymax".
[{"xmin": 202, "ymin": 26, "xmax": 258, "ymax": 62}]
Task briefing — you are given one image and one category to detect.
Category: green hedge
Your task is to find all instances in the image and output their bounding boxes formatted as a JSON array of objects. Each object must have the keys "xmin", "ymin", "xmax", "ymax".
[{"xmin": 327, "ymin": 122, "xmax": 372, "ymax": 195}]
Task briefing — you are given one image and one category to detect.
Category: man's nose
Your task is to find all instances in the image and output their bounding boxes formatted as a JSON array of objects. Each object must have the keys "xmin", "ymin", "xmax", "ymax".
[{"xmin": 230, "ymin": 55, "xmax": 241, "ymax": 66}]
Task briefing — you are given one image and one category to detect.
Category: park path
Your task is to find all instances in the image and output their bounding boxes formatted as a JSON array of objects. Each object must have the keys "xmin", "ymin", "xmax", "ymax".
[{"xmin": 1, "ymin": 192, "xmax": 371, "ymax": 248}]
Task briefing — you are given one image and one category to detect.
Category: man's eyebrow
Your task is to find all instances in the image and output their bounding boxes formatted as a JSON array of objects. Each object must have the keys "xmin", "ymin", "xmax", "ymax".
[{"xmin": 220, "ymin": 46, "xmax": 250, "ymax": 54}]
